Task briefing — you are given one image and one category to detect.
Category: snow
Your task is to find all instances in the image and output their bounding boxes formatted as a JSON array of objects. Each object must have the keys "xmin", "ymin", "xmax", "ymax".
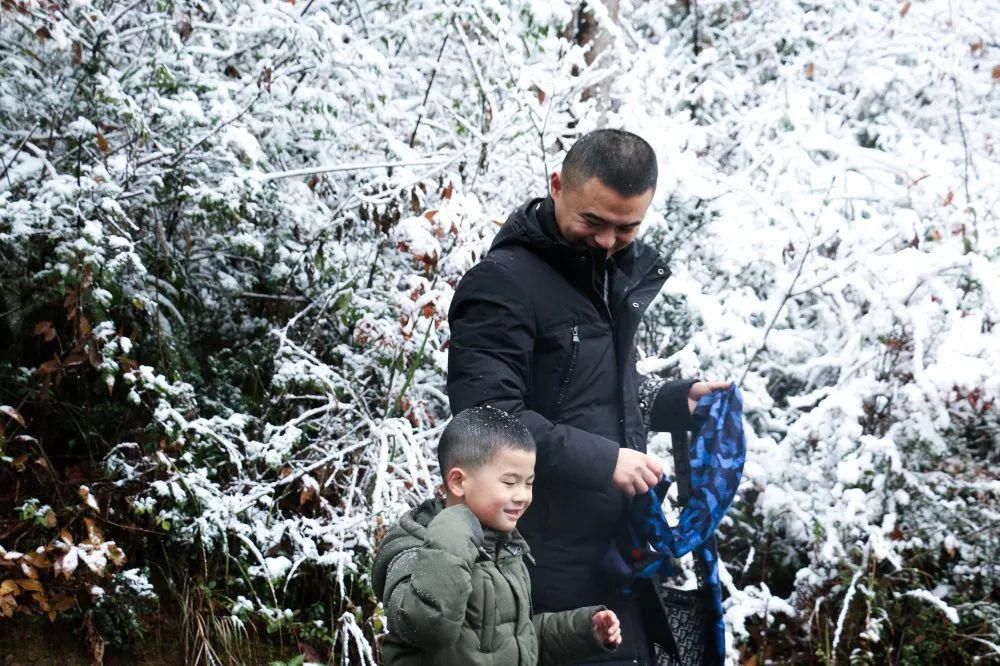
[{"xmin": 903, "ymin": 589, "xmax": 960, "ymax": 624}]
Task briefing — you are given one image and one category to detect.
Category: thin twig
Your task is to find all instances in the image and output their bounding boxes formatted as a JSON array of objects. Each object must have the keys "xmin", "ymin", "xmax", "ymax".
[
  {"xmin": 170, "ymin": 91, "xmax": 264, "ymax": 167},
  {"xmin": 950, "ymin": 75, "xmax": 979, "ymax": 245},
  {"xmin": 0, "ymin": 122, "xmax": 39, "ymax": 188},
  {"xmin": 409, "ymin": 34, "xmax": 451, "ymax": 148},
  {"xmin": 258, "ymin": 156, "xmax": 455, "ymax": 182},
  {"xmin": 738, "ymin": 178, "xmax": 837, "ymax": 384}
]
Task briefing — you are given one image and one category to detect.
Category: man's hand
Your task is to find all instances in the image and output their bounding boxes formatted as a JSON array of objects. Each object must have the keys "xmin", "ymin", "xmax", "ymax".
[
  {"xmin": 592, "ymin": 609, "xmax": 622, "ymax": 648},
  {"xmin": 611, "ymin": 449, "xmax": 663, "ymax": 497},
  {"xmin": 687, "ymin": 380, "xmax": 733, "ymax": 415}
]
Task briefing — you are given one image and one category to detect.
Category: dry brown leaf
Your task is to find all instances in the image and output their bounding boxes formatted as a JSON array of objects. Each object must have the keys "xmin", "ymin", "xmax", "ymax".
[
  {"xmin": 31, "ymin": 591, "xmax": 49, "ymax": 611},
  {"xmin": 0, "ymin": 594, "xmax": 16, "ymax": 618},
  {"xmin": 11, "ymin": 454, "xmax": 29, "ymax": 471},
  {"xmin": 0, "ymin": 405, "xmax": 25, "ymax": 427},
  {"xmin": 95, "ymin": 133, "xmax": 109, "ymax": 154},
  {"xmin": 57, "ymin": 548, "xmax": 78, "ymax": 578},
  {"xmin": 17, "ymin": 578, "xmax": 43, "ymax": 593},
  {"xmin": 52, "ymin": 593, "xmax": 75, "ymax": 612},
  {"xmin": 900, "ymin": 1, "xmax": 911, "ymax": 16},
  {"xmin": 23, "ymin": 552, "xmax": 49, "ymax": 569},
  {"xmin": 107, "ymin": 543, "xmax": 126, "ymax": 567},
  {"xmin": 993, "ymin": 64, "xmax": 1000, "ymax": 81},
  {"xmin": 83, "ymin": 517, "xmax": 104, "ymax": 546},
  {"xmin": 79, "ymin": 485, "xmax": 99, "ymax": 511},
  {"xmin": 59, "ymin": 528, "xmax": 74, "ymax": 545},
  {"xmin": 33, "ymin": 320, "xmax": 56, "ymax": 342},
  {"xmin": 36, "ymin": 358, "xmax": 61, "ymax": 376},
  {"xmin": 84, "ymin": 613, "xmax": 106, "ymax": 664},
  {"xmin": 80, "ymin": 315, "xmax": 92, "ymax": 336},
  {"xmin": 299, "ymin": 485, "xmax": 317, "ymax": 507},
  {"xmin": 0, "ymin": 579, "xmax": 19, "ymax": 596}
]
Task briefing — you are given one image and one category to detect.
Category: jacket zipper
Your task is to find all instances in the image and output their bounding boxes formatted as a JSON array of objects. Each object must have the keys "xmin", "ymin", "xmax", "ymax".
[{"xmin": 555, "ymin": 325, "xmax": 579, "ymax": 412}]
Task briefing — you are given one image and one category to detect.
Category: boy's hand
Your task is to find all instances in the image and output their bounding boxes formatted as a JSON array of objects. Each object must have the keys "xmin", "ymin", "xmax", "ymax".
[{"xmin": 592, "ymin": 609, "xmax": 621, "ymax": 648}]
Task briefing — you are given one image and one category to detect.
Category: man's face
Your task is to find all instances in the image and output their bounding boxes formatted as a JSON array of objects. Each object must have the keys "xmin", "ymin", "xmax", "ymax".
[
  {"xmin": 550, "ymin": 172, "xmax": 655, "ymax": 257},
  {"xmin": 448, "ymin": 446, "xmax": 535, "ymax": 532}
]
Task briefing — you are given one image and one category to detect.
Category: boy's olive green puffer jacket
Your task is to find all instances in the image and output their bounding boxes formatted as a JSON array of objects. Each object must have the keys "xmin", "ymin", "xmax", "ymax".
[{"xmin": 371, "ymin": 499, "xmax": 612, "ymax": 665}]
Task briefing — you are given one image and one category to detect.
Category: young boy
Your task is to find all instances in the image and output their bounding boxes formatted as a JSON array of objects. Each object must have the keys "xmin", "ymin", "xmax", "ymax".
[{"xmin": 372, "ymin": 406, "xmax": 621, "ymax": 664}]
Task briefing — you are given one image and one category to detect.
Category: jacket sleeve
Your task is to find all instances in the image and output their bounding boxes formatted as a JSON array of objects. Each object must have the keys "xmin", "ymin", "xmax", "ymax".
[
  {"xmin": 639, "ymin": 376, "xmax": 698, "ymax": 433},
  {"xmin": 532, "ymin": 605, "xmax": 614, "ymax": 665},
  {"xmin": 380, "ymin": 505, "xmax": 483, "ymax": 649},
  {"xmin": 447, "ymin": 258, "xmax": 620, "ymax": 490}
]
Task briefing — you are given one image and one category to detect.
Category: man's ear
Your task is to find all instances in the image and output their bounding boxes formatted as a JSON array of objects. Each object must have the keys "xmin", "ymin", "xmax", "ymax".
[
  {"xmin": 445, "ymin": 467, "xmax": 467, "ymax": 497},
  {"xmin": 549, "ymin": 171, "xmax": 562, "ymax": 198}
]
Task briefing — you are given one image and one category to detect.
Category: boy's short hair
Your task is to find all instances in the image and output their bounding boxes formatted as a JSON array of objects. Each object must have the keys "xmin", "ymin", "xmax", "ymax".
[{"xmin": 438, "ymin": 406, "xmax": 535, "ymax": 474}]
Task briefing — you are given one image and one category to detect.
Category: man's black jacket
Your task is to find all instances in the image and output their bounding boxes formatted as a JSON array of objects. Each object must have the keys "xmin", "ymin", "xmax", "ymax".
[{"xmin": 447, "ymin": 196, "xmax": 694, "ymax": 660}]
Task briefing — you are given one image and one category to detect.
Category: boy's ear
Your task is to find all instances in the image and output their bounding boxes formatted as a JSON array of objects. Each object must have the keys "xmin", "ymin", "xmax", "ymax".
[{"xmin": 444, "ymin": 467, "xmax": 467, "ymax": 497}]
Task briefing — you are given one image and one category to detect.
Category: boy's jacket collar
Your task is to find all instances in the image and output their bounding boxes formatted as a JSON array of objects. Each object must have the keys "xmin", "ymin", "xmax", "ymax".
[{"xmin": 399, "ymin": 498, "xmax": 534, "ymax": 564}]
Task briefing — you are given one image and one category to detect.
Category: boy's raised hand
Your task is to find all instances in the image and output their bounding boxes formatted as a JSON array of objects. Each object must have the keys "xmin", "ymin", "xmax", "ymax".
[{"xmin": 592, "ymin": 609, "xmax": 621, "ymax": 648}]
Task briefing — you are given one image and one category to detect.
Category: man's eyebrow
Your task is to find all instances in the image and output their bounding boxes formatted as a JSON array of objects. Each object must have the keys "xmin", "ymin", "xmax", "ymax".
[{"xmin": 581, "ymin": 211, "xmax": 642, "ymax": 227}]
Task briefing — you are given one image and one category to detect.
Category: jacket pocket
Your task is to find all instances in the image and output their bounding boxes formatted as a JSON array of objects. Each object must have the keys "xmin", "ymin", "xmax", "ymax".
[
  {"xmin": 554, "ymin": 324, "xmax": 579, "ymax": 413},
  {"xmin": 479, "ymin": 575, "xmax": 497, "ymax": 652}
]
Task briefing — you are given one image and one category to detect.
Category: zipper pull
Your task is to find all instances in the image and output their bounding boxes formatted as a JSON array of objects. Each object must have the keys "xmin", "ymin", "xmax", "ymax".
[{"xmin": 571, "ymin": 325, "xmax": 579, "ymax": 343}]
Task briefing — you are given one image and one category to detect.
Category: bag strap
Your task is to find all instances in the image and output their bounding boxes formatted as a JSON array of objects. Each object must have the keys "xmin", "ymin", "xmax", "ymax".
[{"xmin": 671, "ymin": 429, "xmax": 692, "ymax": 507}]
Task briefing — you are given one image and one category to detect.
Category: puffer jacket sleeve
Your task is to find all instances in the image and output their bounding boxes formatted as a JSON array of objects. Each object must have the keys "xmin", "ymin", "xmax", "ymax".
[
  {"xmin": 448, "ymin": 259, "xmax": 620, "ymax": 490},
  {"xmin": 639, "ymin": 376, "xmax": 698, "ymax": 433},
  {"xmin": 532, "ymin": 605, "xmax": 614, "ymax": 665},
  {"xmin": 379, "ymin": 505, "xmax": 483, "ymax": 649}
]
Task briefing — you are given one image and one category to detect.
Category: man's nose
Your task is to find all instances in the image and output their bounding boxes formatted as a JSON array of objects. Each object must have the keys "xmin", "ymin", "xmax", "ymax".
[{"xmin": 594, "ymin": 228, "xmax": 615, "ymax": 250}]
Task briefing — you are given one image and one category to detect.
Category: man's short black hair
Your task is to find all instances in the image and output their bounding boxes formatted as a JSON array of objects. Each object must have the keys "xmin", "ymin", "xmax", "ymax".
[
  {"xmin": 438, "ymin": 406, "xmax": 535, "ymax": 474},
  {"xmin": 560, "ymin": 128, "xmax": 658, "ymax": 197}
]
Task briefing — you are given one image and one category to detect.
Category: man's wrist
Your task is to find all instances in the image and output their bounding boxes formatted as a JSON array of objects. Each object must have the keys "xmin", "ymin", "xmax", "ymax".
[{"xmin": 649, "ymin": 378, "xmax": 699, "ymax": 432}]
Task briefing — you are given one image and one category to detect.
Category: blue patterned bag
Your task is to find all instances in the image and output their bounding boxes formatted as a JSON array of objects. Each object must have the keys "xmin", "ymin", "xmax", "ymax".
[{"xmin": 610, "ymin": 384, "xmax": 747, "ymax": 665}]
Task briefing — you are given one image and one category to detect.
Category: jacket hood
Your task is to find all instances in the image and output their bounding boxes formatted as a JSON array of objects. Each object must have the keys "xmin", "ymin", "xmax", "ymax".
[
  {"xmin": 491, "ymin": 196, "xmax": 568, "ymax": 252},
  {"xmin": 489, "ymin": 196, "xmax": 661, "ymax": 278},
  {"xmin": 371, "ymin": 498, "xmax": 440, "ymax": 600},
  {"xmin": 371, "ymin": 498, "xmax": 531, "ymax": 599}
]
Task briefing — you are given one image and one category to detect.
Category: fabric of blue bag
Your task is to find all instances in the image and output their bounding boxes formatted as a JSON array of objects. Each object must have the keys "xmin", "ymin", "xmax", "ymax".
[{"xmin": 619, "ymin": 384, "xmax": 746, "ymax": 665}]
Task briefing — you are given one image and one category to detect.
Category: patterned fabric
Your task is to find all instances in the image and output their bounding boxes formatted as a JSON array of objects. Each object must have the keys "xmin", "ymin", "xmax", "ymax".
[
  {"xmin": 638, "ymin": 376, "xmax": 668, "ymax": 431},
  {"xmin": 618, "ymin": 385, "xmax": 746, "ymax": 665}
]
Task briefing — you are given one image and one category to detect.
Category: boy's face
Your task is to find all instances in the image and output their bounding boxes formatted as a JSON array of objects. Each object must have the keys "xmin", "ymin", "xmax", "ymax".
[{"xmin": 447, "ymin": 446, "xmax": 535, "ymax": 532}]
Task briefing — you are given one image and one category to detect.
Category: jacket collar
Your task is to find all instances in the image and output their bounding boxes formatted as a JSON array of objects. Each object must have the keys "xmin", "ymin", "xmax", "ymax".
[
  {"xmin": 482, "ymin": 525, "xmax": 533, "ymax": 564},
  {"xmin": 490, "ymin": 196, "xmax": 664, "ymax": 283},
  {"xmin": 398, "ymin": 498, "xmax": 534, "ymax": 565}
]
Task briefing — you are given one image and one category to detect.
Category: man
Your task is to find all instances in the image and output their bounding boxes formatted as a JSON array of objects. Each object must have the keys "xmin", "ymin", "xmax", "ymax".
[{"xmin": 447, "ymin": 129, "xmax": 728, "ymax": 664}]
